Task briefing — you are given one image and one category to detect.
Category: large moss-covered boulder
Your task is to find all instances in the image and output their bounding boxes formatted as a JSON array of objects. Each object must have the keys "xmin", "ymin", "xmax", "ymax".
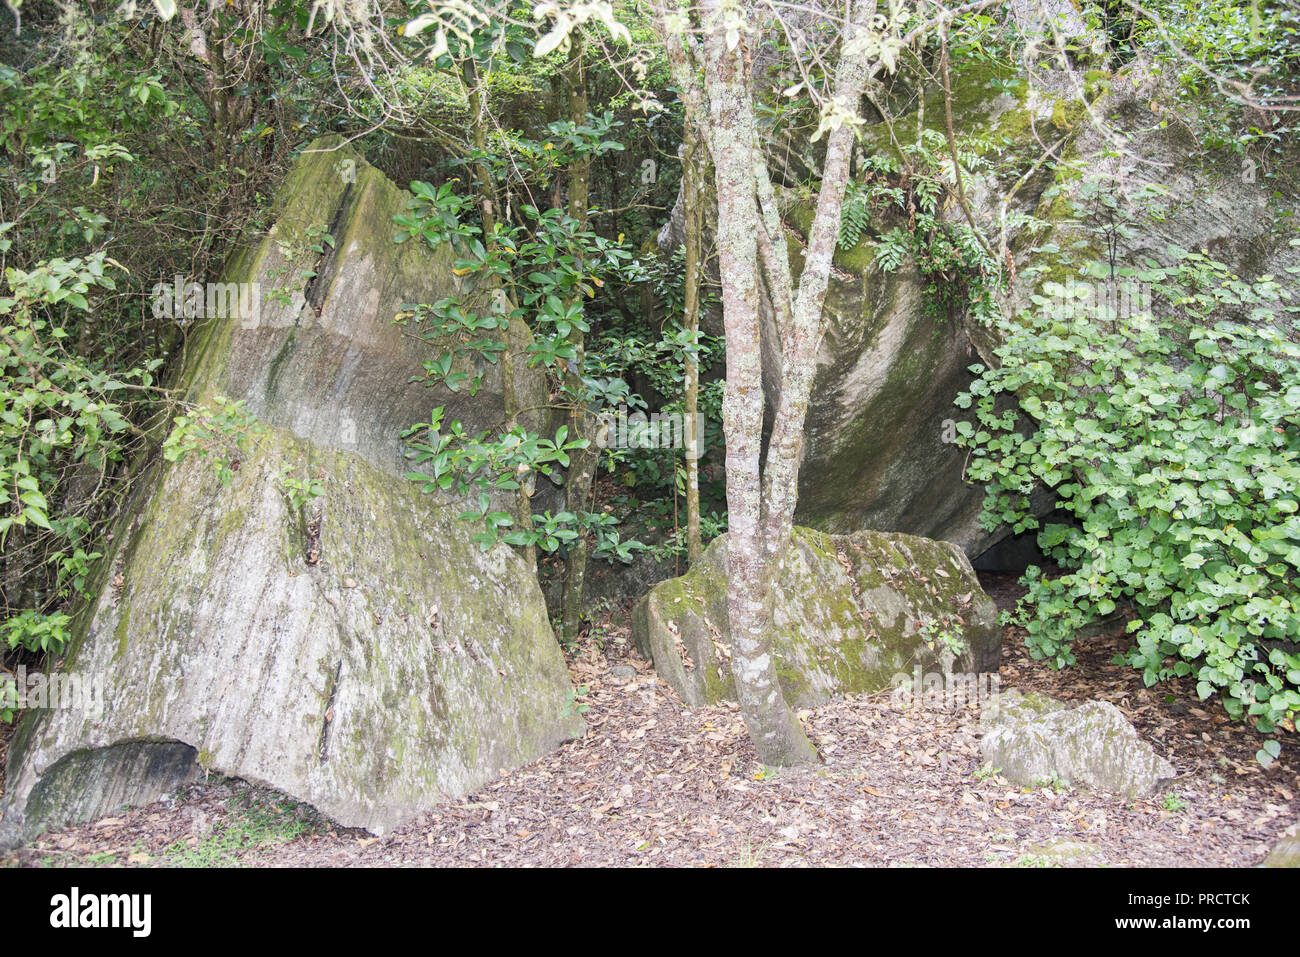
[
  {"xmin": 0, "ymin": 137, "xmax": 580, "ymax": 846},
  {"xmin": 771, "ymin": 65, "xmax": 1084, "ymax": 556},
  {"xmin": 654, "ymin": 59, "xmax": 1085, "ymax": 560},
  {"xmin": 632, "ymin": 526, "xmax": 999, "ymax": 708},
  {"xmin": 980, "ymin": 690, "xmax": 1176, "ymax": 799}
]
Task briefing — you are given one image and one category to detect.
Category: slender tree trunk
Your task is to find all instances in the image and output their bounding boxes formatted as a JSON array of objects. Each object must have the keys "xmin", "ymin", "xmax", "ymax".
[
  {"xmin": 560, "ymin": 32, "xmax": 597, "ymax": 643},
  {"xmin": 757, "ymin": 27, "xmax": 872, "ymax": 563},
  {"xmin": 682, "ymin": 105, "xmax": 705, "ymax": 565},
  {"xmin": 467, "ymin": 60, "xmax": 499, "ymax": 240},
  {"xmin": 661, "ymin": 4, "xmax": 710, "ymax": 565},
  {"xmin": 656, "ymin": 0, "xmax": 880, "ymax": 765}
]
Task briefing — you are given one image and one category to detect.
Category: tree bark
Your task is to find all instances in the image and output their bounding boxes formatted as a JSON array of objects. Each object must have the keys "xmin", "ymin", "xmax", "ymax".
[
  {"xmin": 698, "ymin": 4, "xmax": 817, "ymax": 765},
  {"xmin": 662, "ymin": 12, "xmax": 709, "ymax": 567},
  {"xmin": 561, "ymin": 31, "xmax": 597, "ymax": 644},
  {"xmin": 681, "ymin": 101, "xmax": 706, "ymax": 565},
  {"xmin": 759, "ymin": 4, "xmax": 875, "ymax": 563},
  {"xmin": 655, "ymin": 0, "xmax": 881, "ymax": 766}
]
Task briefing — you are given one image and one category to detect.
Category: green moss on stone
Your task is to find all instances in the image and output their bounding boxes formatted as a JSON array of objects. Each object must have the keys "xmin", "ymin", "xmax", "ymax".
[{"xmin": 633, "ymin": 526, "xmax": 1000, "ymax": 708}]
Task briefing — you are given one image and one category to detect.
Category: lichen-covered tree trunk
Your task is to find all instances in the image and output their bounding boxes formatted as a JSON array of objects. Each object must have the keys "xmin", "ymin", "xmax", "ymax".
[
  {"xmin": 666, "ymin": 0, "xmax": 879, "ymax": 765},
  {"xmin": 756, "ymin": 11, "xmax": 874, "ymax": 565},
  {"xmin": 662, "ymin": 11, "xmax": 709, "ymax": 567},
  {"xmin": 699, "ymin": 7, "xmax": 817, "ymax": 766}
]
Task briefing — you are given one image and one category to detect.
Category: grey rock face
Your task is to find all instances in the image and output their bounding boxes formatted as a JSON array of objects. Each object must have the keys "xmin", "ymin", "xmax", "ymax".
[
  {"xmin": 766, "ymin": 67, "xmax": 1077, "ymax": 557},
  {"xmin": 21, "ymin": 742, "xmax": 203, "ymax": 837},
  {"xmin": 661, "ymin": 48, "xmax": 1297, "ymax": 566},
  {"xmin": 0, "ymin": 137, "xmax": 580, "ymax": 847},
  {"xmin": 774, "ymin": 259, "xmax": 993, "ymax": 553},
  {"xmin": 651, "ymin": 61, "xmax": 1081, "ymax": 559},
  {"xmin": 980, "ymin": 690, "xmax": 1176, "ymax": 798}
]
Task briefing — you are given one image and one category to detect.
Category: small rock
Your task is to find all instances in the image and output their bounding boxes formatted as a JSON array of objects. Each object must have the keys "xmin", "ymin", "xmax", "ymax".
[
  {"xmin": 1264, "ymin": 823, "xmax": 1300, "ymax": 868},
  {"xmin": 183, "ymin": 807, "xmax": 212, "ymax": 838},
  {"xmin": 980, "ymin": 689, "xmax": 1175, "ymax": 799},
  {"xmin": 1021, "ymin": 839, "xmax": 1104, "ymax": 867},
  {"xmin": 608, "ymin": 664, "xmax": 636, "ymax": 685}
]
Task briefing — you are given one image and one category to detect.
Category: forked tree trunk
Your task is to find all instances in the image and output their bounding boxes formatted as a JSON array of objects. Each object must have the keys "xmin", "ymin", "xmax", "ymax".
[
  {"xmin": 668, "ymin": 0, "xmax": 878, "ymax": 766},
  {"xmin": 699, "ymin": 13, "xmax": 817, "ymax": 766}
]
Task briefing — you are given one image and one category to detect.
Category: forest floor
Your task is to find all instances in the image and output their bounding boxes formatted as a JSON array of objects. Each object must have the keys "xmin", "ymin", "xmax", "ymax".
[{"xmin": 2, "ymin": 574, "xmax": 1296, "ymax": 868}]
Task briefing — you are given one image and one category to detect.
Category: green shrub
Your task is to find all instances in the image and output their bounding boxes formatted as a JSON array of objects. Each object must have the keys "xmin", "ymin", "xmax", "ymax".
[{"xmin": 957, "ymin": 253, "xmax": 1300, "ymax": 732}]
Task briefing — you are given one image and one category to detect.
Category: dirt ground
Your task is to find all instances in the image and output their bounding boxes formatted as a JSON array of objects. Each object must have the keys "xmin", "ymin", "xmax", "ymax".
[{"xmin": 2, "ymin": 573, "xmax": 1296, "ymax": 867}]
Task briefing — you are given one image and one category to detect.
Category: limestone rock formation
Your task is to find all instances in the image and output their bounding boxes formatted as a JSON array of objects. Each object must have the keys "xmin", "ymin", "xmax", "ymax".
[
  {"xmin": 1002, "ymin": 61, "xmax": 1300, "ymax": 325},
  {"xmin": 0, "ymin": 136, "xmax": 580, "ymax": 846},
  {"xmin": 980, "ymin": 690, "xmax": 1176, "ymax": 799},
  {"xmin": 654, "ymin": 62, "xmax": 1079, "ymax": 557},
  {"xmin": 632, "ymin": 526, "xmax": 999, "ymax": 708}
]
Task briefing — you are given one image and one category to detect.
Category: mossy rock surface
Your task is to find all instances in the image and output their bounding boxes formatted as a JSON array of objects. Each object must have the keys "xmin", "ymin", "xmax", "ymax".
[
  {"xmin": 631, "ymin": 526, "xmax": 999, "ymax": 708},
  {"xmin": 184, "ymin": 134, "xmax": 546, "ymax": 472},
  {"xmin": 0, "ymin": 137, "xmax": 578, "ymax": 847},
  {"xmin": 776, "ymin": 64, "xmax": 1085, "ymax": 557},
  {"xmin": 1002, "ymin": 60, "xmax": 1300, "ymax": 353},
  {"xmin": 980, "ymin": 689, "xmax": 1175, "ymax": 799},
  {"xmin": 659, "ymin": 60, "xmax": 1086, "ymax": 559}
]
